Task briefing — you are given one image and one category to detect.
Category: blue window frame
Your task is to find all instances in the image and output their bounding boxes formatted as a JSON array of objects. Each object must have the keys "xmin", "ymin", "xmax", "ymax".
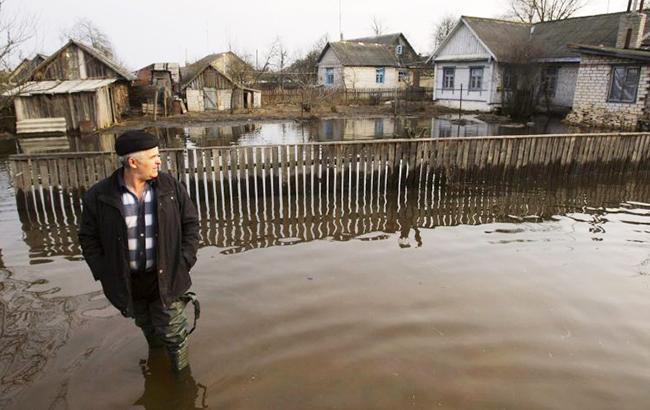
[
  {"xmin": 376, "ymin": 67, "xmax": 385, "ymax": 84},
  {"xmin": 443, "ymin": 67, "xmax": 455, "ymax": 89},
  {"xmin": 469, "ymin": 67, "xmax": 483, "ymax": 91},
  {"xmin": 325, "ymin": 68, "xmax": 334, "ymax": 85}
]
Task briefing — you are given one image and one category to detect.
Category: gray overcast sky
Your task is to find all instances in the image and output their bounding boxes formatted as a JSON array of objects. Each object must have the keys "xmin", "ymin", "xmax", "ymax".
[{"xmin": 10, "ymin": 0, "xmax": 622, "ymax": 70}]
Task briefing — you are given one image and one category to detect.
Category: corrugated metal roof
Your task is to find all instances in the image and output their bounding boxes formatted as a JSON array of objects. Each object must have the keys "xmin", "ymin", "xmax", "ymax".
[{"xmin": 4, "ymin": 79, "xmax": 117, "ymax": 96}]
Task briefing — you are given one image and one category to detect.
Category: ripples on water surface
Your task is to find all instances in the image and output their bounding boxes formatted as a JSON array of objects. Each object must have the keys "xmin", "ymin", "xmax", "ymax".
[{"xmin": 2, "ymin": 161, "xmax": 650, "ymax": 409}]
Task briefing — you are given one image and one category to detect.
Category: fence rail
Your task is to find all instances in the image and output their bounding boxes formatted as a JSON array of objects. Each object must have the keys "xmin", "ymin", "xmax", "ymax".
[{"xmin": 8, "ymin": 133, "xmax": 650, "ymax": 198}]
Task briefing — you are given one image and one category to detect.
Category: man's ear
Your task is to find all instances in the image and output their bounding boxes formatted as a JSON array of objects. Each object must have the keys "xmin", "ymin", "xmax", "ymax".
[{"xmin": 127, "ymin": 157, "xmax": 138, "ymax": 169}]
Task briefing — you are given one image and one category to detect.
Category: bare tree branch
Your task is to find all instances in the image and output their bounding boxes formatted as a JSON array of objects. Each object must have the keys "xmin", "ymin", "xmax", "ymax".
[
  {"xmin": 370, "ymin": 16, "xmax": 388, "ymax": 36},
  {"xmin": 60, "ymin": 18, "xmax": 116, "ymax": 59},
  {"xmin": 507, "ymin": 0, "xmax": 585, "ymax": 23},
  {"xmin": 432, "ymin": 15, "xmax": 458, "ymax": 51}
]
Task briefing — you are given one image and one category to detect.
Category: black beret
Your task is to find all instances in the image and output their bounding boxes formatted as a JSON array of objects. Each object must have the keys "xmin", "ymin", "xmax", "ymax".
[{"xmin": 115, "ymin": 130, "xmax": 159, "ymax": 156}]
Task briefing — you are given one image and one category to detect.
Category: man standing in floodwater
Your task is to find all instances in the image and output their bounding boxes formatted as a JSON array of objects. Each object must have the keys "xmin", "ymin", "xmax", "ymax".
[{"xmin": 79, "ymin": 130, "xmax": 200, "ymax": 372}]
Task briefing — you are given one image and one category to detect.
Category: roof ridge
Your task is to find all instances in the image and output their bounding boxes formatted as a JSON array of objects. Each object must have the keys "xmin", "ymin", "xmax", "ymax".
[
  {"xmin": 462, "ymin": 15, "xmax": 531, "ymax": 25},
  {"xmin": 533, "ymin": 10, "xmax": 631, "ymax": 25}
]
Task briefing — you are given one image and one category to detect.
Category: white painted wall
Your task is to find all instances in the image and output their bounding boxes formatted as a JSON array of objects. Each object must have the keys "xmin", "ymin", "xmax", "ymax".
[
  {"xmin": 317, "ymin": 48, "xmax": 345, "ymax": 88},
  {"xmin": 343, "ymin": 66, "xmax": 405, "ymax": 89},
  {"xmin": 434, "ymin": 61, "xmax": 495, "ymax": 111},
  {"xmin": 435, "ymin": 23, "xmax": 491, "ymax": 60}
]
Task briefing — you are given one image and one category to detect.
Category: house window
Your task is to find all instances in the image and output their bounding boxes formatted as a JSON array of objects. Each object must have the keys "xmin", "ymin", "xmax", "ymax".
[
  {"xmin": 376, "ymin": 67, "xmax": 385, "ymax": 84},
  {"xmin": 398, "ymin": 70, "xmax": 408, "ymax": 82},
  {"xmin": 469, "ymin": 67, "xmax": 483, "ymax": 91},
  {"xmin": 608, "ymin": 66, "xmax": 640, "ymax": 103},
  {"xmin": 396, "ymin": 45, "xmax": 403, "ymax": 55},
  {"xmin": 542, "ymin": 67, "xmax": 559, "ymax": 97},
  {"xmin": 325, "ymin": 68, "xmax": 334, "ymax": 85},
  {"xmin": 443, "ymin": 67, "xmax": 455, "ymax": 89}
]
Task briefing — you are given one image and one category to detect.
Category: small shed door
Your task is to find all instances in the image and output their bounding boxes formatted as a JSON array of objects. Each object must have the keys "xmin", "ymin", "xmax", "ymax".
[
  {"xmin": 186, "ymin": 89, "xmax": 204, "ymax": 112},
  {"xmin": 204, "ymin": 88, "xmax": 217, "ymax": 110}
]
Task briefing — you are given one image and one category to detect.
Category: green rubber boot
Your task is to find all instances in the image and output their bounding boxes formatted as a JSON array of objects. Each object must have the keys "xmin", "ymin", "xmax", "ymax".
[{"xmin": 168, "ymin": 342, "xmax": 189, "ymax": 373}]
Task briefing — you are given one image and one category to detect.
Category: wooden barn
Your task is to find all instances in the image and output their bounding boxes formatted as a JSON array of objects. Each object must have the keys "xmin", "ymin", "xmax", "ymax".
[
  {"xmin": 5, "ymin": 39, "xmax": 135, "ymax": 133},
  {"xmin": 180, "ymin": 55, "xmax": 261, "ymax": 112}
]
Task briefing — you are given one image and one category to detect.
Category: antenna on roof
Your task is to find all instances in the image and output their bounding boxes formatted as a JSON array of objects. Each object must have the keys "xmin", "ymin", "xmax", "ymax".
[{"xmin": 339, "ymin": 0, "xmax": 343, "ymax": 40}]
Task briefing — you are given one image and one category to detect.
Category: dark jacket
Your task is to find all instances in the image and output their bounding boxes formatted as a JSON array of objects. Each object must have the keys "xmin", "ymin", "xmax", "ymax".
[{"xmin": 79, "ymin": 169, "xmax": 200, "ymax": 317}]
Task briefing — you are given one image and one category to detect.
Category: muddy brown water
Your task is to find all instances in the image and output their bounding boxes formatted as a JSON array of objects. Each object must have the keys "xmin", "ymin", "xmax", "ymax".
[{"xmin": 1, "ymin": 153, "xmax": 650, "ymax": 409}]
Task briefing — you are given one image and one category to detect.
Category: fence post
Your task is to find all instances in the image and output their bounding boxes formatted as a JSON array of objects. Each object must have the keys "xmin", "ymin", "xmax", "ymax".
[{"xmin": 459, "ymin": 84, "xmax": 463, "ymax": 120}]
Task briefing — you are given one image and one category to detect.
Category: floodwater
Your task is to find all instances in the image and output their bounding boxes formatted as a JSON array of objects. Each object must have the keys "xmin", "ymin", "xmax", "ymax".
[
  {"xmin": 2, "ymin": 146, "xmax": 650, "ymax": 408},
  {"xmin": 16, "ymin": 115, "xmax": 588, "ymax": 154}
]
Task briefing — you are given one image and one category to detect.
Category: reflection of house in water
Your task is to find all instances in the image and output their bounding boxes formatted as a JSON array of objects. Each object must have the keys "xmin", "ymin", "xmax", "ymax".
[
  {"xmin": 432, "ymin": 116, "xmax": 492, "ymax": 138},
  {"xmin": 316, "ymin": 118, "xmax": 396, "ymax": 140},
  {"xmin": 184, "ymin": 124, "xmax": 257, "ymax": 146}
]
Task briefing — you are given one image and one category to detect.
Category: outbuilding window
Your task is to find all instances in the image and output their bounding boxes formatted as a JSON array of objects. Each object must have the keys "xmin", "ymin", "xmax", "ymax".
[
  {"xmin": 469, "ymin": 67, "xmax": 483, "ymax": 91},
  {"xmin": 608, "ymin": 66, "xmax": 640, "ymax": 103},
  {"xmin": 443, "ymin": 67, "xmax": 455, "ymax": 89},
  {"xmin": 325, "ymin": 68, "xmax": 334, "ymax": 85},
  {"xmin": 376, "ymin": 67, "xmax": 385, "ymax": 84}
]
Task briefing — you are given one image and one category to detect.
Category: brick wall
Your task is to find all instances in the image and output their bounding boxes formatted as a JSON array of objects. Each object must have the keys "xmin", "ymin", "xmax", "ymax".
[{"xmin": 566, "ymin": 55, "xmax": 650, "ymax": 130}]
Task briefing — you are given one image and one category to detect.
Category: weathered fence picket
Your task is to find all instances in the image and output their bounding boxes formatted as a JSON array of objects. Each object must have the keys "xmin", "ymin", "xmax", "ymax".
[{"xmin": 8, "ymin": 133, "xmax": 650, "ymax": 199}]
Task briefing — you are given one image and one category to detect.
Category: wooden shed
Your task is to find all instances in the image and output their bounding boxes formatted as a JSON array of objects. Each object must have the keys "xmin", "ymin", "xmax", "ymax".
[
  {"xmin": 180, "ymin": 56, "xmax": 261, "ymax": 112},
  {"xmin": 5, "ymin": 39, "xmax": 135, "ymax": 133}
]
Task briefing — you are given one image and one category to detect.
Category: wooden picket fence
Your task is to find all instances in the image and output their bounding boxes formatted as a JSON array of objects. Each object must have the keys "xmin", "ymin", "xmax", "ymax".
[{"xmin": 8, "ymin": 133, "xmax": 650, "ymax": 197}]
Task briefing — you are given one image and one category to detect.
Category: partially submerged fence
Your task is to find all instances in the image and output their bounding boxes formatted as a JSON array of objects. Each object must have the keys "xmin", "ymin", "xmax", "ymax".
[{"xmin": 9, "ymin": 133, "xmax": 650, "ymax": 199}]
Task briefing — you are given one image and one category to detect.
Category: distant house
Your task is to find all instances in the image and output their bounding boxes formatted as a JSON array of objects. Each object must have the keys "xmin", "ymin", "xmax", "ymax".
[
  {"xmin": 135, "ymin": 62, "xmax": 181, "ymax": 94},
  {"xmin": 566, "ymin": 7, "xmax": 650, "ymax": 129},
  {"xmin": 8, "ymin": 54, "xmax": 48, "ymax": 84},
  {"xmin": 431, "ymin": 11, "xmax": 650, "ymax": 112},
  {"xmin": 180, "ymin": 55, "xmax": 261, "ymax": 112},
  {"xmin": 5, "ymin": 39, "xmax": 135, "ymax": 133},
  {"xmin": 133, "ymin": 63, "xmax": 181, "ymax": 114},
  {"xmin": 316, "ymin": 33, "xmax": 422, "ymax": 89}
]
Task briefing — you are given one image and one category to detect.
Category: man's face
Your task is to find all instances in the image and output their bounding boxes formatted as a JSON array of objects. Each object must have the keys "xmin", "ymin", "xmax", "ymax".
[{"xmin": 131, "ymin": 147, "xmax": 161, "ymax": 180}]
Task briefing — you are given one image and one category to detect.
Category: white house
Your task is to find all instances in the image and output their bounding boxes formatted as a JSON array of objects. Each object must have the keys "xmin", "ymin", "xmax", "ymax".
[
  {"xmin": 431, "ymin": 11, "xmax": 649, "ymax": 112},
  {"xmin": 316, "ymin": 33, "xmax": 421, "ymax": 89}
]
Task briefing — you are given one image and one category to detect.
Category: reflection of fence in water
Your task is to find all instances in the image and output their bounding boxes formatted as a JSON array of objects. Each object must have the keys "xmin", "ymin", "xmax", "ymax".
[{"xmin": 16, "ymin": 158, "xmax": 650, "ymax": 259}]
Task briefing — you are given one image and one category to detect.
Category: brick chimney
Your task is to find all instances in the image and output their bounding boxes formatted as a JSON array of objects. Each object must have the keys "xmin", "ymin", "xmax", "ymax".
[{"xmin": 616, "ymin": 0, "xmax": 647, "ymax": 49}]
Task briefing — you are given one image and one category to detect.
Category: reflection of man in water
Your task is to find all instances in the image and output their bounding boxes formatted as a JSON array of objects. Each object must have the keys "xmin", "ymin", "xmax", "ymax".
[{"xmin": 79, "ymin": 131, "xmax": 200, "ymax": 372}]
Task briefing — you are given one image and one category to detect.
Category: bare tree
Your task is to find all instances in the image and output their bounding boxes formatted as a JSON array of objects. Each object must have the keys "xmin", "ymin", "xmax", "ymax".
[
  {"xmin": 0, "ymin": 0, "xmax": 36, "ymax": 122},
  {"xmin": 226, "ymin": 41, "xmax": 279, "ymax": 113},
  {"xmin": 0, "ymin": 0, "xmax": 35, "ymax": 73},
  {"xmin": 507, "ymin": 0, "xmax": 584, "ymax": 23},
  {"xmin": 370, "ymin": 16, "xmax": 388, "ymax": 36},
  {"xmin": 432, "ymin": 14, "xmax": 458, "ymax": 51},
  {"xmin": 60, "ymin": 18, "xmax": 116, "ymax": 59}
]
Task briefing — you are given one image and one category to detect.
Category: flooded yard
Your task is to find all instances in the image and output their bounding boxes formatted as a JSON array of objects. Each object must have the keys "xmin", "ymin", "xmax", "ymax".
[
  {"xmin": 14, "ymin": 115, "xmax": 591, "ymax": 154},
  {"xmin": 1, "ymin": 136, "xmax": 650, "ymax": 410}
]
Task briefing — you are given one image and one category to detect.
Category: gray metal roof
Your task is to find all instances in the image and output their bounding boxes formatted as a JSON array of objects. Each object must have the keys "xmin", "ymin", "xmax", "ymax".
[
  {"xmin": 568, "ymin": 43, "xmax": 650, "ymax": 62},
  {"xmin": 3, "ymin": 79, "xmax": 117, "ymax": 96},
  {"xmin": 346, "ymin": 33, "xmax": 404, "ymax": 45},
  {"xmin": 325, "ymin": 41, "xmax": 399, "ymax": 66},
  {"xmin": 319, "ymin": 33, "xmax": 418, "ymax": 67},
  {"xmin": 457, "ymin": 12, "xmax": 650, "ymax": 63}
]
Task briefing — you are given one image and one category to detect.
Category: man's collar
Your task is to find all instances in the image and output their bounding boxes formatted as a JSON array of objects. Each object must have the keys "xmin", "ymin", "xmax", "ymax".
[{"xmin": 118, "ymin": 167, "xmax": 156, "ymax": 192}]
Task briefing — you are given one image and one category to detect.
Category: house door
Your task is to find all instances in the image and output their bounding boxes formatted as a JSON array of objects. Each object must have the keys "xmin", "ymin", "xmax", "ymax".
[{"xmin": 204, "ymin": 88, "xmax": 217, "ymax": 110}]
